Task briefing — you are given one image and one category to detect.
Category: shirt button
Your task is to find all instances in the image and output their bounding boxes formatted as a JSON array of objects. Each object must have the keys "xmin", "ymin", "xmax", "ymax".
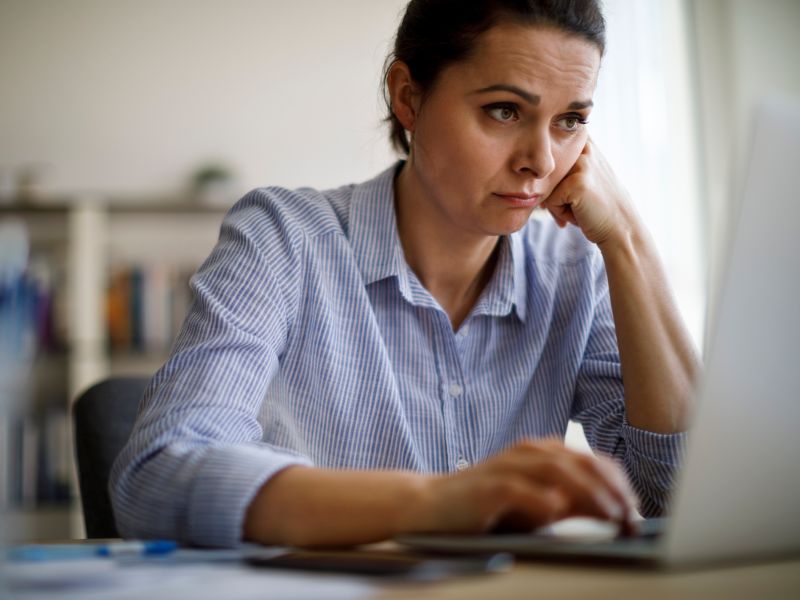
[
  {"xmin": 456, "ymin": 458, "xmax": 470, "ymax": 471},
  {"xmin": 448, "ymin": 383, "xmax": 463, "ymax": 397},
  {"xmin": 458, "ymin": 325, "xmax": 469, "ymax": 336}
]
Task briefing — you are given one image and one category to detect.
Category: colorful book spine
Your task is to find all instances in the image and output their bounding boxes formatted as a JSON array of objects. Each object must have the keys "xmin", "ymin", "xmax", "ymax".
[{"xmin": 106, "ymin": 264, "xmax": 196, "ymax": 354}]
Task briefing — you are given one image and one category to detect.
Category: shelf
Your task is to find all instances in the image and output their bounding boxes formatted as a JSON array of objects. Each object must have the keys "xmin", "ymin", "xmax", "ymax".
[
  {"xmin": 1, "ymin": 198, "xmax": 231, "ymax": 215},
  {"xmin": 4, "ymin": 197, "xmax": 223, "ymax": 541},
  {"xmin": 0, "ymin": 205, "xmax": 69, "ymax": 216},
  {"xmin": 106, "ymin": 202, "xmax": 230, "ymax": 214}
]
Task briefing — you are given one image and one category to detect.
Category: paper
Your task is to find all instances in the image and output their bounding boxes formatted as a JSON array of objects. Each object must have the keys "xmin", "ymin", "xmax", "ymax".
[{"xmin": 3, "ymin": 554, "xmax": 377, "ymax": 600}]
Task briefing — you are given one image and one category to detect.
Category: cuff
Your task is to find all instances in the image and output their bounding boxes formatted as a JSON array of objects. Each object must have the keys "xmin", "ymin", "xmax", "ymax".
[
  {"xmin": 621, "ymin": 416, "xmax": 688, "ymax": 466},
  {"xmin": 186, "ymin": 443, "xmax": 313, "ymax": 548},
  {"xmin": 621, "ymin": 417, "xmax": 688, "ymax": 517}
]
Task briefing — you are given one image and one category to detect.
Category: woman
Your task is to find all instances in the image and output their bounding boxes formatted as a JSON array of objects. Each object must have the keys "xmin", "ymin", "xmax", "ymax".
[{"xmin": 111, "ymin": 0, "xmax": 700, "ymax": 548}]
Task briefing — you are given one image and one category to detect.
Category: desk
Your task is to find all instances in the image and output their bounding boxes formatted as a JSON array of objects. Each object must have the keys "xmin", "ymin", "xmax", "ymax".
[
  {"xmin": 6, "ymin": 541, "xmax": 799, "ymax": 599},
  {"xmin": 375, "ymin": 552, "xmax": 800, "ymax": 600}
]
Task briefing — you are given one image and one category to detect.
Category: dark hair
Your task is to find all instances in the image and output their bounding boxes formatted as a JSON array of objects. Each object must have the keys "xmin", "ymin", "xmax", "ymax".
[{"xmin": 382, "ymin": 0, "xmax": 606, "ymax": 155}]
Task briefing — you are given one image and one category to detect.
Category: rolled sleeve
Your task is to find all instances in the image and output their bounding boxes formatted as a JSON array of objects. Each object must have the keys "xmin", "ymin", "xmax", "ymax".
[
  {"xmin": 571, "ymin": 250, "xmax": 686, "ymax": 517},
  {"xmin": 110, "ymin": 190, "xmax": 312, "ymax": 547},
  {"xmin": 620, "ymin": 417, "xmax": 687, "ymax": 517},
  {"xmin": 187, "ymin": 443, "xmax": 312, "ymax": 547}
]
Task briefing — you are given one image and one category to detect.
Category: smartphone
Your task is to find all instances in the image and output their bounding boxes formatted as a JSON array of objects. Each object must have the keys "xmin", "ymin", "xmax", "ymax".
[{"xmin": 246, "ymin": 549, "xmax": 513, "ymax": 579}]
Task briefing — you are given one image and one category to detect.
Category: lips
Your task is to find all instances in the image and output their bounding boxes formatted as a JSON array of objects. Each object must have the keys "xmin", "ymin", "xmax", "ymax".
[{"xmin": 493, "ymin": 192, "xmax": 542, "ymax": 207}]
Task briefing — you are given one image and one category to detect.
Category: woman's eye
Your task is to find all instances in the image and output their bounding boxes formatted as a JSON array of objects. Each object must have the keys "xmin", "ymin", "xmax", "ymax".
[
  {"xmin": 556, "ymin": 115, "xmax": 587, "ymax": 132},
  {"xmin": 485, "ymin": 104, "xmax": 519, "ymax": 123}
]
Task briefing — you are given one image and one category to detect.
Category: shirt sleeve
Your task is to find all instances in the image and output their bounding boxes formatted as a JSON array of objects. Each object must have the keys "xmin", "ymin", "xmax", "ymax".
[
  {"xmin": 109, "ymin": 190, "xmax": 314, "ymax": 548},
  {"xmin": 569, "ymin": 250, "xmax": 687, "ymax": 518}
]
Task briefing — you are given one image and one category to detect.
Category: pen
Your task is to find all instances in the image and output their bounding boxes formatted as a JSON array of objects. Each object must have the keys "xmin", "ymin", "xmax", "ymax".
[{"xmin": 7, "ymin": 540, "xmax": 178, "ymax": 561}]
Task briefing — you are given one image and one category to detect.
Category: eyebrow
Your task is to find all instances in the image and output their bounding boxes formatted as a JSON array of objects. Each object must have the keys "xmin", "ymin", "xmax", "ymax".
[
  {"xmin": 567, "ymin": 99, "xmax": 594, "ymax": 110},
  {"xmin": 473, "ymin": 84, "xmax": 540, "ymax": 105},
  {"xmin": 472, "ymin": 84, "xmax": 593, "ymax": 110}
]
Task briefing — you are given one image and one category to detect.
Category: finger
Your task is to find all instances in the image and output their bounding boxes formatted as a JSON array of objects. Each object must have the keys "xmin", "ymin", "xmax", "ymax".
[
  {"xmin": 544, "ymin": 157, "xmax": 583, "ymax": 210},
  {"xmin": 504, "ymin": 442, "xmax": 630, "ymax": 523},
  {"xmin": 519, "ymin": 441, "xmax": 639, "ymax": 532},
  {"xmin": 594, "ymin": 454, "xmax": 638, "ymax": 509},
  {"xmin": 485, "ymin": 478, "xmax": 568, "ymax": 533},
  {"xmin": 504, "ymin": 451, "xmax": 626, "ymax": 522},
  {"xmin": 544, "ymin": 186, "xmax": 572, "ymax": 209},
  {"xmin": 547, "ymin": 205, "xmax": 578, "ymax": 227},
  {"xmin": 544, "ymin": 457, "xmax": 627, "ymax": 522},
  {"xmin": 543, "ymin": 206, "xmax": 565, "ymax": 227},
  {"xmin": 592, "ymin": 455, "xmax": 640, "ymax": 530},
  {"xmin": 569, "ymin": 453, "xmax": 637, "ymax": 528},
  {"xmin": 550, "ymin": 211, "xmax": 567, "ymax": 228},
  {"xmin": 544, "ymin": 179, "xmax": 584, "ymax": 229}
]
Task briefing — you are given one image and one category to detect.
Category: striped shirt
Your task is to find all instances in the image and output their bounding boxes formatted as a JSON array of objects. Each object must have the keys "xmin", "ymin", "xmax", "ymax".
[{"xmin": 110, "ymin": 161, "xmax": 685, "ymax": 548}]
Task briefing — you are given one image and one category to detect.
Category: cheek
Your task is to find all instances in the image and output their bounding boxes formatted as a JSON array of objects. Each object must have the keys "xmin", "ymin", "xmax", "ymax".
[
  {"xmin": 551, "ymin": 135, "xmax": 587, "ymax": 180},
  {"xmin": 418, "ymin": 111, "xmax": 504, "ymax": 178}
]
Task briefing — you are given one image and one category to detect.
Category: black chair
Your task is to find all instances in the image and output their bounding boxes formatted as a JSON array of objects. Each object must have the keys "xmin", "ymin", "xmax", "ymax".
[{"xmin": 73, "ymin": 377, "xmax": 148, "ymax": 538}]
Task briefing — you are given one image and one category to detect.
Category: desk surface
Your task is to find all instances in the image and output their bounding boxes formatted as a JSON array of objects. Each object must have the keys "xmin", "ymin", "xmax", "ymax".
[
  {"xmin": 376, "ymin": 556, "xmax": 800, "ymax": 600},
  {"xmin": 7, "ymin": 540, "xmax": 799, "ymax": 600}
]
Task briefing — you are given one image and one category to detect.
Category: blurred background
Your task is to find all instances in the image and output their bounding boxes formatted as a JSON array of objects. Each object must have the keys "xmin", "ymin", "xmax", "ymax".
[{"xmin": 0, "ymin": 0, "xmax": 797, "ymax": 542}]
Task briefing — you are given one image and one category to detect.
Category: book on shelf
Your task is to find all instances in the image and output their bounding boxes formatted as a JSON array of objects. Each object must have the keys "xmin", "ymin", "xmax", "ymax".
[
  {"xmin": 4, "ymin": 411, "xmax": 70, "ymax": 508},
  {"xmin": 106, "ymin": 264, "xmax": 195, "ymax": 355},
  {"xmin": 1, "ymin": 221, "xmax": 71, "ymax": 511},
  {"xmin": 0, "ymin": 255, "xmax": 64, "ymax": 358}
]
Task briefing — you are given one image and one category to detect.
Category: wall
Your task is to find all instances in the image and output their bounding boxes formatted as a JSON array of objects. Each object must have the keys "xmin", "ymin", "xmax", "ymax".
[
  {"xmin": 0, "ymin": 0, "xmax": 407, "ymax": 197},
  {"xmin": 690, "ymin": 0, "xmax": 800, "ymax": 343}
]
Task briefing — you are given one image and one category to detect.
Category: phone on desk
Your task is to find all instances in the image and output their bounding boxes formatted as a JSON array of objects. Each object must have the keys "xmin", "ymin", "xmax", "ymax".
[{"xmin": 247, "ymin": 549, "xmax": 513, "ymax": 579}]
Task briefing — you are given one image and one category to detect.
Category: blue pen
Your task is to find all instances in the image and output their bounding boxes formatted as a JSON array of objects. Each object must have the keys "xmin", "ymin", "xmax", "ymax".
[{"xmin": 7, "ymin": 540, "xmax": 178, "ymax": 561}]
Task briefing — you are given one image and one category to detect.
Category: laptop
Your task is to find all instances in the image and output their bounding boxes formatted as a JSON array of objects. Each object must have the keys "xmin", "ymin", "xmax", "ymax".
[{"xmin": 396, "ymin": 97, "xmax": 800, "ymax": 567}]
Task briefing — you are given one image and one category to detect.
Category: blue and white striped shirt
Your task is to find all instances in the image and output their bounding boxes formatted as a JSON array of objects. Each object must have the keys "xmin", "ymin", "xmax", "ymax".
[{"xmin": 110, "ymin": 161, "xmax": 685, "ymax": 548}]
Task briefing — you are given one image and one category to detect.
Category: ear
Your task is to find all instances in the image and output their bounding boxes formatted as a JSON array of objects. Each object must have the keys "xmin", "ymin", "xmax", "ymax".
[{"xmin": 386, "ymin": 61, "xmax": 422, "ymax": 133}]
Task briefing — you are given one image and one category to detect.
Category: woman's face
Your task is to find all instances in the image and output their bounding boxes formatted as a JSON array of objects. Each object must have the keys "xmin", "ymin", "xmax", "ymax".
[{"xmin": 405, "ymin": 23, "xmax": 601, "ymax": 237}]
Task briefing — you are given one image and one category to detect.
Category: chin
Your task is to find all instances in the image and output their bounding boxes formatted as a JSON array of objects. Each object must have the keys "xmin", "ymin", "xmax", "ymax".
[{"xmin": 488, "ymin": 213, "xmax": 533, "ymax": 236}]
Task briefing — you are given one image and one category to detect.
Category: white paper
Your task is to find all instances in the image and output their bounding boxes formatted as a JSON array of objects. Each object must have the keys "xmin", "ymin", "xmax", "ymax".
[{"xmin": 4, "ymin": 556, "xmax": 377, "ymax": 600}]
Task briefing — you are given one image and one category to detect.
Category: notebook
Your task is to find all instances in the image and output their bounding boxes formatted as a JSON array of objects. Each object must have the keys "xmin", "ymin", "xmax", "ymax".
[{"xmin": 397, "ymin": 97, "xmax": 800, "ymax": 567}]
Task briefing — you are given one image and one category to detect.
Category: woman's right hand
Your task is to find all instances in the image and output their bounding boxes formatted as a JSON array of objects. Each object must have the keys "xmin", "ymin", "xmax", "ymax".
[
  {"xmin": 412, "ymin": 439, "xmax": 639, "ymax": 536},
  {"xmin": 245, "ymin": 438, "xmax": 638, "ymax": 548}
]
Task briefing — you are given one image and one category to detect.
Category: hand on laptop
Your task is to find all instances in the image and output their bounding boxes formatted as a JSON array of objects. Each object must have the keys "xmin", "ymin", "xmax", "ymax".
[
  {"xmin": 418, "ymin": 439, "xmax": 639, "ymax": 536},
  {"xmin": 244, "ymin": 439, "xmax": 638, "ymax": 547}
]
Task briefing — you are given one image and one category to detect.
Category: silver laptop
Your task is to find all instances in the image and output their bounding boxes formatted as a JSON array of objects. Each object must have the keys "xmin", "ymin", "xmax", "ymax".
[{"xmin": 397, "ymin": 97, "xmax": 800, "ymax": 567}]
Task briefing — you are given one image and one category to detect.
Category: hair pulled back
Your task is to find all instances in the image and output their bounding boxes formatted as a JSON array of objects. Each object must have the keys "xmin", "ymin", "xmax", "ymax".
[{"xmin": 383, "ymin": 0, "xmax": 606, "ymax": 155}]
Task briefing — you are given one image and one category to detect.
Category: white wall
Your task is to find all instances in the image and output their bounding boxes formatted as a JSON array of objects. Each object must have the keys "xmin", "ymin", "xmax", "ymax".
[
  {"xmin": 592, "ymin": 0, "xmax": 704, "ymax": 347},
  {"xmin": 0, "ymin": 0, "xmax": 710, "ymax": 343},
  {"xmin": 690, "ymin": 0, "xmax": 800, "ymax": 343},
  {"xmin": 0, "ymin": 0, "xmax": 407, "ymax": 197}
]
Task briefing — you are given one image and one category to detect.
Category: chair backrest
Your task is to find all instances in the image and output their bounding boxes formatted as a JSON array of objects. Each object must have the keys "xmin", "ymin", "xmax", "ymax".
[{"xmin": 72, "ymin": 377, "xmax": 148, "ymax": 538}]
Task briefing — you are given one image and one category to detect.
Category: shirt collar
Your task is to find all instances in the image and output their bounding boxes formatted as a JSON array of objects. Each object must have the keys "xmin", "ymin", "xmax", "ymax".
[
  {"xmin": 348, "ymin": 161, "xmax": 406, "ymax": 286},
  {"xmin": 348, "ymin": 161, "xmax": 527, "ymax": 322},
  {"xmin": 473, "ymin": 232, "xmax": 528, "ymax": 322}
]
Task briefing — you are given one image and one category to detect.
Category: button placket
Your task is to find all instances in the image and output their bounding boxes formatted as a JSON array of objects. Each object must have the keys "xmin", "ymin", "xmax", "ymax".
[{"xmin": 434, "ymin": 309, "xmax": 471, "ymax": 474}]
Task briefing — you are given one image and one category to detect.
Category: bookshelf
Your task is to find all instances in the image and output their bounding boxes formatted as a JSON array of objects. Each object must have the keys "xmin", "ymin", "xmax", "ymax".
[{"xmin": 1, "ymin": 197, "xmax": 227, "ymax": 540}]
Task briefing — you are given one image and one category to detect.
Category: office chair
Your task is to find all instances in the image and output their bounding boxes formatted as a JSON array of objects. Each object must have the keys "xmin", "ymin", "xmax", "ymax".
[{"xmin": 73, "ymin": 376, "xmax": 148, "ymax": 538}]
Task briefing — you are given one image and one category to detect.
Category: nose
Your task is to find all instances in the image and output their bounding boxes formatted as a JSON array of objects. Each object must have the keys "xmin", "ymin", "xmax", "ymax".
[{"xmin": 511, "ymin": 127, "xmax": 555, "ymax": 180}]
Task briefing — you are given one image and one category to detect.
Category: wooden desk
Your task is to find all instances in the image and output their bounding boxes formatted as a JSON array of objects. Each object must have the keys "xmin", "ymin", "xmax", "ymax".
[
  {"xmin": 12, "ymin": 540, "xmax": 799, "ymax": 598},
  {"xmin": 376, "ymin": 553, "xmax": 800, "ymax": 599}
]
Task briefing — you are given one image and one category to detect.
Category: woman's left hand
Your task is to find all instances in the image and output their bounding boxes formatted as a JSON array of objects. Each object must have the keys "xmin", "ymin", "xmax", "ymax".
[{"xmin": 543, "ymin": 137, "xmax": 638, "ymax": 247}]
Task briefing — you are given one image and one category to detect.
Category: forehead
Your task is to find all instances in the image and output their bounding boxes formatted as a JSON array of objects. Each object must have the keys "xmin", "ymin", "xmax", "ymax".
[{"xmin": 439, "ymin": 22, "xmax": 601, "ymax": 100}]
